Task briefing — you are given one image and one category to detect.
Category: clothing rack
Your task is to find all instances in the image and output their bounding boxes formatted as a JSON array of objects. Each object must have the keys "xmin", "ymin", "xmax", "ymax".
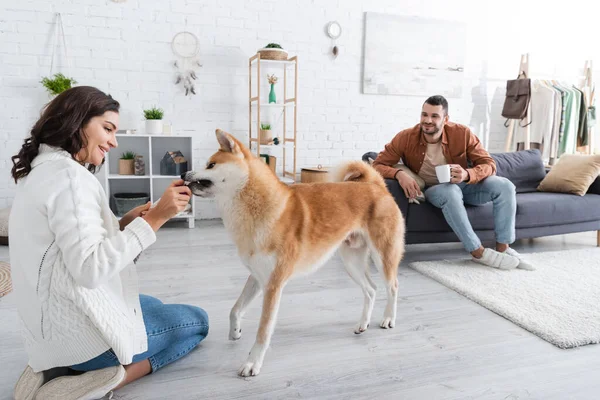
[
  {"xmin": 504, "ymin": 55, "xmax": 596, "ymax": 157},
  {"xmin": 504, "ymin": 54, "xmax": 531, "ymax": 152}
]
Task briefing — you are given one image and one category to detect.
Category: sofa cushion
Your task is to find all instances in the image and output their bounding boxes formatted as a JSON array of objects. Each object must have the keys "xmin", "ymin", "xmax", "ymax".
[
  {"xmin": 537, "ymin": 154, "xmax": 600, "ymax": 196},
  {"xmin": 514, "ymin": 192, "xmax": 600, "ymax": 228},
  {"xmin": 491, "ymin": 149, "xmax": 546, "ymax": 193}
]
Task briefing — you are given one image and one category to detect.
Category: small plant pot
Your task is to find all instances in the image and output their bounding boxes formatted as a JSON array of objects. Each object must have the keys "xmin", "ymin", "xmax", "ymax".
[
  {"xmin": 145, "ymin": 119, "xmax": 163, "ymax": 135},
  {"xmin": 260, "ymin": 129, "xmax": 272, "ymax": 145},
  {"xmin": 119, "ymin": 159, "xmax": 135, "ymax": 175},
  {"xmin": 257, "ymin": 48, "xmax": 288, "ymax": 61}
]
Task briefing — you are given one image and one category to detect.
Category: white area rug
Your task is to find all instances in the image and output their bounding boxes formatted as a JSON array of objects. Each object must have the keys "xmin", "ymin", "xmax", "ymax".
[
  {"xmin": 408, "ymin": 248, "xmax": 600, "ymax": 349},
  {"xmin": 0, "ymin": 262, "xmax": 11, "ymax": 298}
]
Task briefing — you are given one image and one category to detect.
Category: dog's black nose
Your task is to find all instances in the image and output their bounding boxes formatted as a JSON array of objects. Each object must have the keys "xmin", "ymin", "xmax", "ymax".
[{"xmin": 180, "ymin": 172, "xmax": 187, "ymax": 179}]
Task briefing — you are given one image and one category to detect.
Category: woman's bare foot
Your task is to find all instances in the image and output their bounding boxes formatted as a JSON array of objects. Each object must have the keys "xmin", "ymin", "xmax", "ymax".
[{"xmin": 115, "ymin": 359, "xmax": 152, "ymax": 390}]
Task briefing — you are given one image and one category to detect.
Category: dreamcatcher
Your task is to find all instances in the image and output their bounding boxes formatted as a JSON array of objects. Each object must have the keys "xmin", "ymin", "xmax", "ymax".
[{"xmin": 171, "ymin": 31, "xmax": 202, "ymax": 96}]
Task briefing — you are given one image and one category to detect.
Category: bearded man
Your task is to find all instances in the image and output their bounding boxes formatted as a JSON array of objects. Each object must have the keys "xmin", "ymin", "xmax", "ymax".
[{"xmin": 372, "ymin": 95, "xmax": 533, "ymax": 270}]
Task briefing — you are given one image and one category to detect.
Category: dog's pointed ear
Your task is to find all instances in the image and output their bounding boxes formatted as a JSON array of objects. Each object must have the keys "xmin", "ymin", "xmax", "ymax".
[{"xmin": 216, "ymin": 129, "xmax": 237, "ymax": 153}]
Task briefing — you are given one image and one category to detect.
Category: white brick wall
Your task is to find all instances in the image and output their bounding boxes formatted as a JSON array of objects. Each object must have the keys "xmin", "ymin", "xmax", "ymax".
[{"xmin": 1, "ymin": 0, "xmax": 599, "ymax": 215}]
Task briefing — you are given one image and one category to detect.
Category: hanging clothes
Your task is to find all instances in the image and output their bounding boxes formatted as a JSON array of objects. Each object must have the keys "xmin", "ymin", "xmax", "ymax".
[
  {"xmin": 552, "ymin": 82, "xmax": 576, "ymax": 156},
  {"xmin": 565, "ymin": 84, "xmax": 580, "ymax": 154},
  {"xmin": 549, "ymin": 83, "xmax": 567, "ymax": 155},
  {"xmin": 541, "ymin": 80, "xmax": 562, "ymax": 163},
  {"xmin": 570, "ymin": 85, "xmax": 581, "ymax": 149},
  {"xmin": 573, "ymin": 86, "xmax": 589, "ymax": 146},
  {"xmin": 509, "ymin": 71, "xmax": 594, "ymax": 160},
  {"xmin": 529, "ymin": 80, "xmax": 555, "ymax": 163}
]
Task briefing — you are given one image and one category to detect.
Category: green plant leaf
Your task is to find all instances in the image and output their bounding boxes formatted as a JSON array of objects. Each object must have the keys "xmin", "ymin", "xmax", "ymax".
[
  {"xmin": 143, "ymin": 107, "xmax": 164, "ymax": 120},
  {"xmin": 265, "ymin": 43, "xmax": 282, "ymax": 49},
  {"xmin": 40, "ymin": 73, "xmax": 77, "ymax": 96},
  {"xmin": 120, "ymin": 151, "xmax": 136, "ymax": 159}
]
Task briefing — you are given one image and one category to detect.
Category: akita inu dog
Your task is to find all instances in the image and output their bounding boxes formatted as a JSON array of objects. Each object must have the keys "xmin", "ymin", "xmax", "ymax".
[{"xmin": 183, "ymin": 129, "xmax": 405, "ymax": 377}]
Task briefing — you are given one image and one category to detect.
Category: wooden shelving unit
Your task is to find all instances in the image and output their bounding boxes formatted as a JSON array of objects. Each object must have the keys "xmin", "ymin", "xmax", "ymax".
[{"xmin": 249, "ymin": 53, "xmax": 298, "ymax": 183}]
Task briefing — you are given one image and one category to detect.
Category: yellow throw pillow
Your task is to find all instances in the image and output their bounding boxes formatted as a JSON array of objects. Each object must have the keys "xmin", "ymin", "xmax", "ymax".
[
  {"xmin": 395, "ymin": 164, "xmax": 426, "ymax": 190},
  {"xmin": 537, "ymin": 154, "xmax": 600, "ymax": 196}
]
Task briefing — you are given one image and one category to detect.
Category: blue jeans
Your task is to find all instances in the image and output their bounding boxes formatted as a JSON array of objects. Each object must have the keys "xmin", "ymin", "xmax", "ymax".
[
  {"xmin": 424, "ymin": 176, "xmax": 516, "ymax": 253},
  {"xmin": 70, "ymin": 295, "xmax": 209, "ymax": 373}
]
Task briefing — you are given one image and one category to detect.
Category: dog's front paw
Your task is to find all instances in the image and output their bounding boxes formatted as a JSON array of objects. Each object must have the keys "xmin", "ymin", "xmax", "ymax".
[
  {"xmin": 229, "ymin": 326, "xmax": 242, "ymax": 341},
  {"xmin": 380, "ymin": 317, "xmax": 395, "ymax": 329},
  {"xmin": 229, "ymin": 329, "xmax": 242, "ymax": 340},
  {"xmin": 229, "ymin": 315, "xmax": 242, "ymax": 340},
  {"xmin": 238, "ymin": 360, "xmax": 261, "ymax": 377},
  {"xmin": 354, "ymin": 322, "xmax": 370, "ymax": 334}
]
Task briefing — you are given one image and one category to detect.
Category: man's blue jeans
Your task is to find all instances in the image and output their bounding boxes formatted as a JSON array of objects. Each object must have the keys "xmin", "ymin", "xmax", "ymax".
[
  {"xmin": 424, "ymin": 176, "xmax": 517, "ymax": 253},
  {"xmin": 70, "ymin": 295, "xmax": 209, "ymax": 373}
]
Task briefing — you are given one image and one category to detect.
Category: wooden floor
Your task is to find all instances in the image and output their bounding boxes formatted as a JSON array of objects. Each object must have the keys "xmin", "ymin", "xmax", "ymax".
[{"xmin": 1, "ymin": 221, "xmax": 600, "ymax": 400}]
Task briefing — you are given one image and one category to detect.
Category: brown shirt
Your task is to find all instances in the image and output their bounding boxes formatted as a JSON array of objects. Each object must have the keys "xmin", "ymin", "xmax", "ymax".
[{"xmin": 372, "ymin": 122, "xmax": 496, "ymax": 185}]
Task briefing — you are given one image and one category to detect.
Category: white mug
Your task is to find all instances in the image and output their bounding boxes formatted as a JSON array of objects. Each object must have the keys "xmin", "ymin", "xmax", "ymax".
[{"xmin": 435, "ymin": 164, "xmax": 451, "ymax": 183}]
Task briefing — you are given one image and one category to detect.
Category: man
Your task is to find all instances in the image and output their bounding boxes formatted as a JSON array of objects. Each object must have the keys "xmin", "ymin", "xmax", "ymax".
[{"xmin": 372, "ymin": 95, "xmax": 533, "ymax": 270}]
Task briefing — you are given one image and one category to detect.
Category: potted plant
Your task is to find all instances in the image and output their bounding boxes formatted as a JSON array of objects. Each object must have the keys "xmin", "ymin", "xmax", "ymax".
[
  {"xmin": 257, "ymin": 43, "xmax": 288, "ymax": 60},
  {"xmin": 40, "ymin": 73, "xmax": 77, "ymax": 97},
  {"xmin": 260, "ymin": 123, "xmax": 272, "ymax": 145},
  {"xmin": 119, "ymin": 151, "xmax": 136, "ymax": 175},
  {"xmin": 143, "ymin": 107, "xmax": 164, "ymax": 135}
]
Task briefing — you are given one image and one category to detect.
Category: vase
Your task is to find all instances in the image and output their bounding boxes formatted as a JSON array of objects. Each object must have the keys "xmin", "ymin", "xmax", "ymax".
[
  {"xmin": 269, "ymin": 83, "xmax": 276, "ymax": 104},
  {"xmin": 134, "ymin": 155, "xmax": 145, "ymax": 176}
]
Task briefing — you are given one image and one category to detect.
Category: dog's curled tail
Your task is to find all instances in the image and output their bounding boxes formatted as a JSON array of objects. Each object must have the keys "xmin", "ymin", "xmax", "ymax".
[{"xmin": 330, "ymin": 160, "xmax": 386, "ymax": 189}]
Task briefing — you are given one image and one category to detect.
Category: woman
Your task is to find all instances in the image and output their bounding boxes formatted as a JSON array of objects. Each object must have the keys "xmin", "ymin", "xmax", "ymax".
[{"xmin": 10, "ymin": 86, "xmax": 209, "ymax": 400}]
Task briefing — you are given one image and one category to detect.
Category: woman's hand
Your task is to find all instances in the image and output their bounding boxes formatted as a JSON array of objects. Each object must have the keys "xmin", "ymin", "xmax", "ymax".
[
  {"xmin": 143, "ymin": 180, "xmax": 192, "ymax": 232},
  {"xmin": 119, "ymin": 201, "xmax": 152, "ymax": 231}
]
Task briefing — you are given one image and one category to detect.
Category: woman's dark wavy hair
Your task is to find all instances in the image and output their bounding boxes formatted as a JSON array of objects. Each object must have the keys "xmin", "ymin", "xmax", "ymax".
[{"xmin": 11, "ymin": 86, "xmax": 120, "ymax": 183}]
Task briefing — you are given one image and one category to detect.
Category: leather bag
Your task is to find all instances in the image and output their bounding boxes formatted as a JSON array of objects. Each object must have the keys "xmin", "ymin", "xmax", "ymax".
[{"xmin": 502, "ymin": 73, "xmax": 532, "ymax": 127}]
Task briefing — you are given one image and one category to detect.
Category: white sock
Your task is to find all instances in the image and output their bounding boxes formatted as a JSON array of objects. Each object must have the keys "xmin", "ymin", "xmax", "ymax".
[{"xmin": 472, "ymin": 248, "xmax": 519, "ymax": 270}]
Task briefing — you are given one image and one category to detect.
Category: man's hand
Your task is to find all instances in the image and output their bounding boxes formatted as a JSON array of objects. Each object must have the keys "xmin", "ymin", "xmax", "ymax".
[
  {"xmin": 396, "ymin": 170, "xmax": 422, "ymax": 200},
  {"xmin": 449, "ymin": 164, "xmax": 469, "ymax": 184},
  {"xmin": 119, "ymin": 201, "xmax": 152, "ymax": 231}
]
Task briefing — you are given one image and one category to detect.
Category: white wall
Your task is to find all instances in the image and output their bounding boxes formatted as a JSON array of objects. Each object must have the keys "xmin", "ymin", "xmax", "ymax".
[{"xmin": 1, "ymin": 0, "xmax": 599, "ymax": 217}]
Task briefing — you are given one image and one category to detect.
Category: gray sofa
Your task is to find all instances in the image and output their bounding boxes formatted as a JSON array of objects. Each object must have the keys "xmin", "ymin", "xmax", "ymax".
[{"xmin": 364, "ymin": 149, "xmax": 600, "ymax": 247}]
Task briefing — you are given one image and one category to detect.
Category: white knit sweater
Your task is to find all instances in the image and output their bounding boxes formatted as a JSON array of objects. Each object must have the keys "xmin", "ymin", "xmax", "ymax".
[{"xmin": 9, "ymin": 145, "xmax": 156, "ymax": 372}]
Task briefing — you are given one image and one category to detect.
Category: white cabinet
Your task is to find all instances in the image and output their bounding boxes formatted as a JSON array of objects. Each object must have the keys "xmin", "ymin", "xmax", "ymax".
[{"xmin": 95, "ymin": 134, "xmax": 195, "ymax": 228}]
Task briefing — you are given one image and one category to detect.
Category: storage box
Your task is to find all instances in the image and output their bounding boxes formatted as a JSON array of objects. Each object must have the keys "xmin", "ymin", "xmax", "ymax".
[
  {"xmin": 260, "ymin": 154, "xmax": 277, "ymax": 174},
  {"xmin": 301, "ymin": 166, "xmax": 330, "ymax": 183},
  {"xmin": 160, "ymin": 151, "xmax": 188, "ymax": 176},
  {"xmin": 113, "ymin": 192, "xmax": 150, "ymax": 216}
]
